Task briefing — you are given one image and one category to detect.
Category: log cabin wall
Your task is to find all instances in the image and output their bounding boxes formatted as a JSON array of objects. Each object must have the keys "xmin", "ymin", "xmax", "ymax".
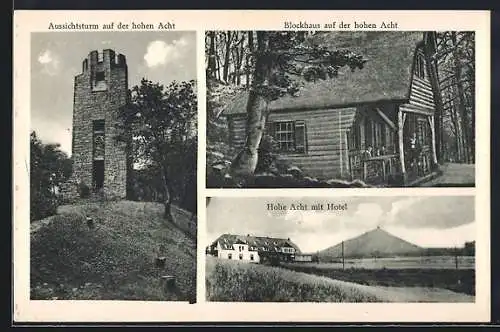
[
  {"xmin": 409, "ymin": 48, "xmax": 436, "ymax": 112},
  {"xmin": 228, "ymin": 107, "xmax": 357, "ymax": 180}
]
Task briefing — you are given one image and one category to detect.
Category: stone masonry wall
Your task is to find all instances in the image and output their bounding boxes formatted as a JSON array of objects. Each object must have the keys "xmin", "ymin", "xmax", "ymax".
[{"xmin": 70, "ymin": 49, "xmax": 129, "ymax": 199}]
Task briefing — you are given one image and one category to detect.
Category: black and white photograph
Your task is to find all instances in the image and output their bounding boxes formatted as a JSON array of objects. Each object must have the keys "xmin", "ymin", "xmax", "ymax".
[
  {"xmin": 206, "ymin": 31, "xmax": 476, "ymax": 188},
  {"xmin": 29, "ymin": 31, "xmax": 197, "ymax": 302},
  {"xmin": 206, "ymin": 196, "xmax": 476, "ymax": 303}
]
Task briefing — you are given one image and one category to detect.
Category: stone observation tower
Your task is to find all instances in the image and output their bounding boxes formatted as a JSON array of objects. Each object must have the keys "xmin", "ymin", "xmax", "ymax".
[{"xmin": 65, "ymin": 49, "xmax": 129, "ymax": 199}]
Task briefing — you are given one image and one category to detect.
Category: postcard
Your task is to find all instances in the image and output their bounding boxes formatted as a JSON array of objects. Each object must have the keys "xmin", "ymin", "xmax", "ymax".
[{"xmin": 13, "ymin": 9, "xmax": 490, "ymax": 323}]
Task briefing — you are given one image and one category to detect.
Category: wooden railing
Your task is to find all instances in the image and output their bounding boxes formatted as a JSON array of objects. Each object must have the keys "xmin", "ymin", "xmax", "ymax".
[
  {"xmin": 349, "ymin": 152, "xmax": 400, "ymax": 185},
  {"xmin": 364, "ymin": 154, "xmax": 400, "ymax": 184}
]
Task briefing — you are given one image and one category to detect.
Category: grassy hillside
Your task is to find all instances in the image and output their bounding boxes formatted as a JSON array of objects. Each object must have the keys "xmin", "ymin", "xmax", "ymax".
[
  {"xmin": 206, "ymin": 256, "xmax": 384, "ymax": 302},
  {"xmin": 206, "ymin": 257, "xmax": 474, "ymax": 302},
  {"xmin": 319, "ymin": 227, "xmax": 422, "ymax": 260},
  {"xmin": 30, "ymin": 200, "xmax": 196, "ymax": 301}
]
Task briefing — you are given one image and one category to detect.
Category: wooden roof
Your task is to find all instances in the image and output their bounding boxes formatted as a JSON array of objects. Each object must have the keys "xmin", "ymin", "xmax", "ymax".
[{"xmin": 223, "ymin": 31, "xmax": 425, "ymax": 115}]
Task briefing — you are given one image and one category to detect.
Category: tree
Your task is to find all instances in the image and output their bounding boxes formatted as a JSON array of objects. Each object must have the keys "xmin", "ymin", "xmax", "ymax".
[
  {"xmin": 30, "ymin": 131, "xmax": 72, "ymax": 221},
  {"xmin": 117, "ymin": 79, "xmax": 197, "ymax": 222},
  {"xmin": 229, "ymin": 31, "xmax": 367, "ymax": 177},
  {"xmin": 206, "ymin": 32, "xmax": 217, "ymax": 79},
  {"xmin": 432, "ymin": 32, "xmax": 475, "ymax": 164}
]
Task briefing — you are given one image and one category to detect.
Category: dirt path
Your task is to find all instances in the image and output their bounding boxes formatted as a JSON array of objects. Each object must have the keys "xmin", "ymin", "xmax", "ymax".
[{"xmin": 422, "ymin": 163, "xmax": 475, "ymax": 186}]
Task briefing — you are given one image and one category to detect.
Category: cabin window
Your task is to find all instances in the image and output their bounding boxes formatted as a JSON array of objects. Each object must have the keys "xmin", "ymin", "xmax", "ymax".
[
  {"xmin": 270, "ymin": 120, "xmax": 307, "ymax": 154},
  {"xmin": 348, "ymin": 124, "xmax": 362, "ymax": 150},
  {"xmin": 358, "ymin": 114, "xmax": 393, "ymax": 154},
  {"xmin": 414, "ymin": 52, "xmax": 426, "ymax": 79}
]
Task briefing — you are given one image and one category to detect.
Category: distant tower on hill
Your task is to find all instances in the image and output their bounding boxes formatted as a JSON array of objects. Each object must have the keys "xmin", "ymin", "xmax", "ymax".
[{"xmin": 63, "ymin": 49, "xmax": 130, "ymax": 199}]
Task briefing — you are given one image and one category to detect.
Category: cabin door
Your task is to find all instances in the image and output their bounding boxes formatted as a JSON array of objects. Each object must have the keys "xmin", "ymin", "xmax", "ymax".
[{"xmin": 403, "ymin": 113, "xmax": 432, "ymax": 180}]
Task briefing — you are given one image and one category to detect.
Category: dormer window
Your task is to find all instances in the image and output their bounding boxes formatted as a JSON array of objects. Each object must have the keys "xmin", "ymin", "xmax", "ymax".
[{"xmin": 414, "ymin": 52, "xmax": 426, "ymax": 79}]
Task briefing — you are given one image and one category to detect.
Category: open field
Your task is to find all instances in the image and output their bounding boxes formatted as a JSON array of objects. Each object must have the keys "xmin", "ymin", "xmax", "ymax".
[
  {"xmin": 293, "ymin": 256, "xmax": 474, "ymax": 270},
  {"xmin": 30, "ymin": 200, "xmax": 196, "ymax": 301},
  {"xmin": 206, "ymin": 256, "xmax": 474, "ymax": 302},
  {"xmin": 283, "ymin": 260, "xmax": 475, "ymax": 296}
]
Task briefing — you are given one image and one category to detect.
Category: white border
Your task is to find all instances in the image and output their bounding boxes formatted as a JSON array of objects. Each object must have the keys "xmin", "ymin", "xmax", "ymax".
[{"xmin": 13, "ymin": 10, "xmax": 490, "ymax": 323}]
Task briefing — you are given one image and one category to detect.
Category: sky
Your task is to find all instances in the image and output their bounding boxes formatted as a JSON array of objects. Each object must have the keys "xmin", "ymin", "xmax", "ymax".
[
  {"xmin": 206, "ymin": 196, "xmax": 476, "ymax": 253},
  {"xmin": 30, "ymin": 31, "xmax": 197, "ymax": 155}
]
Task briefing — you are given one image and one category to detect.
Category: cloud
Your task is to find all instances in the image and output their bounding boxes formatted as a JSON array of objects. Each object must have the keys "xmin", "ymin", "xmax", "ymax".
[
  {"xmin": 37, "ymin": 49, "xmax": 60, "ymax": 75},
  {"xmin": 385, "ymin": 222, "xmax": 476, "ymax": 248},
  {"xmin": 143, "ymin": 37, "xmax": 191, "ymax": 68},
  {"xmin": 206, "ymin": 196, "xmax": 476, "ymax": 252},
  {"xmin": 390, "ymin": 196, "xmax": 474, "ymax": 229},
  {"xmin": 384, "ymin": 196, "xmax": 426, "ymax": 225},
  {"xmin": 37, "ymin": 50, "xmax": 52, "ymax": 64}
]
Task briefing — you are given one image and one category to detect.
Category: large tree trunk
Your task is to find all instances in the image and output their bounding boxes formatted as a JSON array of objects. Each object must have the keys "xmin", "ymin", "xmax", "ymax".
[
  {"xmin": 207, "ymin": 32, "xmax": 217, "ymax": 78},
  {"xmin": 424, "ymin": 32, "xmax": 445, "ymax": 165},
  {"xmin": 235, "ymin": 33, "xmax": 245, "ymax": 86},
  {"xmin": 161, "ymin": 166, "xmax": 174, "ymax": 223},
  {"xmin": 246, "ymin": 31, "xmax": 254, "ymax": 88},
  {"xmin": 451, "ymin": 32, "xmax": 471, "ymax": 164},
  {"xmin": 214, "ymin": 34, "xmax": 221, "ymax": 80},
  {"xmin": 449, "ymin": 95, "xmax": 461, "ymax": 162},
  {"xmin": 230, "ymin": 31, "xmax": 270, "ymax": 178},
  {"xmin": 222, "ymin": 31, "xmax": 232, "ymax": 82},
  {"xmin": 466, "ymin": 63, "xmax": 475, "ymax": 163}
]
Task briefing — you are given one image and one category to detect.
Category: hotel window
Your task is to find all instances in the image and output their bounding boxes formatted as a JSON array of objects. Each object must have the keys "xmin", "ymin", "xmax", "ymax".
[
  {"xmin": 270, "ymin": 120, "xmax": 307, "ymax": 154},
  {"xmin": 239, "ymin": 254, "xmax": 243, "ymax": 260},
  {"xmin": 250, "ymin": 254, "xmax": 254, "ymax": 261},
  {"xmin": 228, "ymin": 253, "xmax": 232, "ymax": 259}
]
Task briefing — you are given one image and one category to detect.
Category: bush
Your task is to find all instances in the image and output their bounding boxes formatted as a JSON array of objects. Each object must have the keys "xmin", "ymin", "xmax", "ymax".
[
  {"xmin": 78, "ymin": 181, "xmax": 90, "ymax": 198},
  {"xmin": 30, "ymin": 192, "xmax": 58, "ymax": 222}
]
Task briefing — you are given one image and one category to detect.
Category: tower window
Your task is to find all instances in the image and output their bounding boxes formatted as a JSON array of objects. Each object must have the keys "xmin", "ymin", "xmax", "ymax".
[
  {"xmin": 93, "ymin": 119, "xmax": 105, "ymax": 132},
  {"xmin": 93, "ymin": 120, "xmax": 105, "ymax": 160},
  {"xmin": 93, "ymin": 70, "xmax": 107, "ymax": 91},
  {"xmin": 92, "ymin": 119, "xmax": 105, "ymax": 191},
  {"xmin": 96, "ymin": 71, "xmax": 105, "ymax": 82}
]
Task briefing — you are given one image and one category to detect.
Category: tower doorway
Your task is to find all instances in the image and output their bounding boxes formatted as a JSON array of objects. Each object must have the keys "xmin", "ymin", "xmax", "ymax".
[
  {"xmin": 92, "ymin": 160, "xmax": 104, "ymax": 191},
  {"xmin": 93, "ymin": 160, "xmax": 104, "ymax": 190}
]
